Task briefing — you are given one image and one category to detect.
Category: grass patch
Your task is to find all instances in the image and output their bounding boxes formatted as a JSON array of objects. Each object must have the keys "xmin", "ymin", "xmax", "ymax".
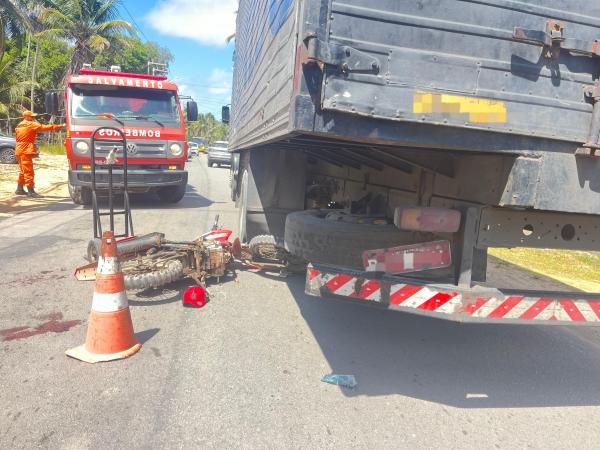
[
  {"xmin": 489, "ymin": 248, "xmax": 600, "ymax": 293},
  {"xmin": 39, "ymin": 143, "xmax": 65, "ymax": 155}
]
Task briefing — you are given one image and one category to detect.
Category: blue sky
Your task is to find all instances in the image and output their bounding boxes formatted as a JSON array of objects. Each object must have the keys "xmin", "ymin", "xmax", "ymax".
[{"xmin": 122, "ymin": 0, "xmax": 236, "ymax": 117}]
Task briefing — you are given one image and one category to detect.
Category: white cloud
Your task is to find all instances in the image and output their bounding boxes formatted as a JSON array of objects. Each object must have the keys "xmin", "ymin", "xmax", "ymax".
[
  {"xmin": 146, "ymin": 0, "xmax": 236, "ymax": 47},
  {"xmin": 207, "ymin": 68, "xmax": 232, "ymax": 95}
]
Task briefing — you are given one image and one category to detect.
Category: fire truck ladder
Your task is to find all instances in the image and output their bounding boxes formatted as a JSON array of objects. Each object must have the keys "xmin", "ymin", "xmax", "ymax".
[{"xmin": 90, "ymin": 127, "xmax": 134, "ymax": 239}]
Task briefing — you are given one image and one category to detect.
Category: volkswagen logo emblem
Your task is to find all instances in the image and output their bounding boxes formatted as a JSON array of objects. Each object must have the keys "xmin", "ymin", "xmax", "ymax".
[{"xmin": 126, "ymin": 143, "xmax": 137, "ymax": 154}]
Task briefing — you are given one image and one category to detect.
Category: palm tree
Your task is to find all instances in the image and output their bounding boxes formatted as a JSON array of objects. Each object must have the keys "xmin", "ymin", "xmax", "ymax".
[
  {"xmin": 0, "ymin": 55, "xmax": 35, "ymax": 132},
  {"xmin": 0, "ymin": 0, "xmax": 33, "ymax": 62},
  {"xmin": 39, "ymin": 0, "xmax": 134, "ymax": 75}
]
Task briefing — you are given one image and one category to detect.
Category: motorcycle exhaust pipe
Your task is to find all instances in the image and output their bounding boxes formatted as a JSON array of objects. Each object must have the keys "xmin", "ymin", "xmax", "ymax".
[{"xmin": 86, "ymin": 232, "xmax": 165, "ymax": 261}]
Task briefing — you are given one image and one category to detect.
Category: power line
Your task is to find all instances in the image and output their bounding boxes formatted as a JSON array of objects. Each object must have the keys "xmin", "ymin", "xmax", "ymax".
[{"xmin": 121, "ymin": 3, "xmax": 150, "ymax": 42}]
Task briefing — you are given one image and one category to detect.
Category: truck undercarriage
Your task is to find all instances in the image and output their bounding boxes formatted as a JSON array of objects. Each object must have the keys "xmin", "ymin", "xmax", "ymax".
[{"xmin": 227, "ymin": 0, "xmax": 600, "ymax": 325}]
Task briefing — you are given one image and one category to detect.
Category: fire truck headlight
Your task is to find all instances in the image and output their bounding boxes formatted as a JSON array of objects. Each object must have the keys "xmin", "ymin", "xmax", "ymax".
[
  {"xmin": 169, "ymin": 143, "xmax": 183, "ymax": 156},
  {"xmin": 74, "ymin": 140, "xmax": 89, "ymax": 154}
]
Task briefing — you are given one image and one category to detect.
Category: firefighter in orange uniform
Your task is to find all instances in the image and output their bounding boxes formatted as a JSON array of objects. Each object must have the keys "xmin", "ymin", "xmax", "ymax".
[{"xmin": 15, "ymin": 111, "xmax": 65, "ymax": 197}]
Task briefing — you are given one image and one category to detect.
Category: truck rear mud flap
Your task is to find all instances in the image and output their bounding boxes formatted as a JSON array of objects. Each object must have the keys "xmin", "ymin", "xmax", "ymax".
[{"xmin": 305, "ymin": 264, "xmax": 600, "ymax": 326}]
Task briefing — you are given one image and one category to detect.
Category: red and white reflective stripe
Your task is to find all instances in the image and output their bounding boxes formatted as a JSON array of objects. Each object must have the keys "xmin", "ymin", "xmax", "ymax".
[
  {"xmin": 387, "ymin": 283, "xmax": 600, "ymax": 323},
  {"xmin": 97, "ymin": 256, "xmax": 121, "ymax": 275},
  {"xmin": 313, "ymin": 272, "xmax": 382, "ymax": 302},
  {"xmin": 306, "ymin": 265, "xmax": 600, "ymax": 324}
]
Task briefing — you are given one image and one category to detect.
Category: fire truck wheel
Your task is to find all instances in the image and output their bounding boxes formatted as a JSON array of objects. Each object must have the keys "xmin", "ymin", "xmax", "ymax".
[
  {"xmin": 157, "ymin": 184, "xmax": 186, "ymax": 203},
  {"xmin": 0, "ymin": 146, "xmax": 16, "ymax": 164},
  {"xmin": 69, "ymin": 183, "xmax": 92, "ymax": 205},
  {"xmin": 284, "ymin": 209, "xmax": 429, "ymax": 269}
]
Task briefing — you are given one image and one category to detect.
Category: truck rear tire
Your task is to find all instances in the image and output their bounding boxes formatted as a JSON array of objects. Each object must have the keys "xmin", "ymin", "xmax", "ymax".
[
  {"xmin": 69, "ymin": 183, "xmax": 92, "ymax": 206},
  {"xmin": 284, "ymin": 209, "xmax": 429, "ymax": 269},
  {"xmin": 157, "ymin": 184, "xmax": 186, "ymax": 203},
  {"xmin": 237, "ymin": 148, "xmax": 306, "ymax": 243}
]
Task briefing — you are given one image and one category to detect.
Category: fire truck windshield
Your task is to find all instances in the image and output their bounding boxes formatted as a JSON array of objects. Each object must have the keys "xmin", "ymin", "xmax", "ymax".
[{"xmin": 70, "ymin": 85, "xmax": 181, "ymax": 125}]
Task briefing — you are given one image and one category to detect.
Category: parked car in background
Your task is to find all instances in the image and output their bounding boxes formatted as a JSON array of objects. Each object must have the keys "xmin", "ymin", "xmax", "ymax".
[
  {"xmin": 207, "ymin": 141, "xmax": 231, "ymax": 167},
  {"xmin": 188, "ymin": 142, "xmax": 199, "ymax": 159},
  {"xmin": 0, "ymin": 133, "xmax": 17, "ymax": 164}
]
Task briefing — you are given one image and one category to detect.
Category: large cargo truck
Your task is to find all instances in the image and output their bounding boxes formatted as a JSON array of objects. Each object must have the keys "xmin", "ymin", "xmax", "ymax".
[
  {"xmin": 227, "ymin": 0, "xmax": 600, "ymax": 325},
  {"xmin": 47, "ymin": 67, "xmax": 196, "ymax": 205}
]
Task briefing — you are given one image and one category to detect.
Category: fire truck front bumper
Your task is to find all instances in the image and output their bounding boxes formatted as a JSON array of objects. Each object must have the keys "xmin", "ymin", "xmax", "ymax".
[{"xmin": 69, "ymin": 168, "xmax": 188, "ymax": 191}]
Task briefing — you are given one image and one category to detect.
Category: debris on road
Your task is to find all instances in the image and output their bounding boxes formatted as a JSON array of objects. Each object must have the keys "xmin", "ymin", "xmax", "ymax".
[
  {"xmin": 76, "ymin": 228, "xmax": 235, "ymax": 290},
  {"xmin": 66, "ymin": 231, "xmax": 141, "ymax": 364},
  {"xmin": 76, "ymin": 217, "xmax": 306, "ymax": 292},
  {"xmin": 321, "ymin": 374, "xmax": 358, "ymax": 389},
  {"xmin": 183, "ymin": 286, "xmax": 208, "ymax": 308}
]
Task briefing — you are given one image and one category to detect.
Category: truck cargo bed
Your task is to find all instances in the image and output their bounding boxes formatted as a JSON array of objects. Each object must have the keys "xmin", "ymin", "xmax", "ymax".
[
  {"xmin": 231, "ymin": 0, "xmax": 600, "ymax": 146},
  {"xmin": 230, "ymin": 0, "xmax": 600, "ymax": 216}
]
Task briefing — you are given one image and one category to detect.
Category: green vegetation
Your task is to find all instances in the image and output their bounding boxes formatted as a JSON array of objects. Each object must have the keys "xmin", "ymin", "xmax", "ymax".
[
  {"xmin": 490, "ymin": 248, "xmax": 600, "ymax": 293},
  {"xmin": 0, "ymin": 0, "xmax": 33, "ymax": 62},
  {"xmin": 186, "ymin": 112, "xmax": 229, "ymax": 143},
  {"xmin": 0, "ymin": 55, "xmax": 33, "ymax": 121},
  {"xmin": 1, "ymin": 1, "xmax": 228, "ymax": 141},
  {"xmin": 39, "ymin": 0, "xmax": 134, "ymax": 75},
  {"xmin": 0, "ymin": 0, "xmax": 173, "ymax": 135},
  {"xmin": 94, "ymin": 37, "xmax": 173, "ymax": 75}
]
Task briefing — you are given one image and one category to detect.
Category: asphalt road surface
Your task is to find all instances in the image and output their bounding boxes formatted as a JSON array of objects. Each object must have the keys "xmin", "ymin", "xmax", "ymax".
[{"xmin": 2, "ymin": 155, "xmax": 600, "ymax": 449}]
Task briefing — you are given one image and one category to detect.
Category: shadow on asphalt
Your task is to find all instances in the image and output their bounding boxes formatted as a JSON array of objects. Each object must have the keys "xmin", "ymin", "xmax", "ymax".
[
  {"xmin": 276, "ymin": 270, "xmax": 600, "ymax": 409},
  {"xmin": 93, "ymin": 183, "xmax": 221, "ymax": 210},
  {"xmin": 136, "ymin": 327, "xmax": 160, "ymax": 344}
]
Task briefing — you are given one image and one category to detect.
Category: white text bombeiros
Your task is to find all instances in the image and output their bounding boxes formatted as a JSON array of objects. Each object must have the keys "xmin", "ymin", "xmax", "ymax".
[{"xmin": 98, "ymin": 128, "xmax": 162, "ymax": 138}]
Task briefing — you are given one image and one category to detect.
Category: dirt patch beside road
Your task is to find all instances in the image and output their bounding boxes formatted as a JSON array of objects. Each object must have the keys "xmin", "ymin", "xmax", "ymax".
[{"xmin": 0, "ymin": 154, "xmax": 69, "ymax": 218}]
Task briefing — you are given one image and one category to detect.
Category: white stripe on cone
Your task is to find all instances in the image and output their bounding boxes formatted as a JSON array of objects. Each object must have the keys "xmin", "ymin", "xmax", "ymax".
[
  {"xmin": 92, "ymin": 291, "xmax": 128, "ymax": 312},
  {"xmin": 97, "ymin": 256, "xmax": 121, "ymax": 275}
]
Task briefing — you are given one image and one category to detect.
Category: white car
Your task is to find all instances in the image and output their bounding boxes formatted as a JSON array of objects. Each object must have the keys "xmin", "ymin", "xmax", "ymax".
[{"xmin": 187, "ymin": 142, "xmax": 199, "ymax": 159}]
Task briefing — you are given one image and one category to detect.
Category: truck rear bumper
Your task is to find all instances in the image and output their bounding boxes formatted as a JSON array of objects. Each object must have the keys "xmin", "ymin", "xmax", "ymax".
[
  {"xmin": 305, "ymin": 263, "xmax": 600, "ymax": 326},
  {"xmin": 69, "ymin": 169, "xmax": 188, "ymax": 189}
]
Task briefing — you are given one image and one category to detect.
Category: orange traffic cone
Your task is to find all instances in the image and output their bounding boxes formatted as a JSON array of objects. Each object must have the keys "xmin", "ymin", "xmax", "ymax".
[{"xmin": 66, "ymin": 231, "xmax": 141, "ymax": 363}]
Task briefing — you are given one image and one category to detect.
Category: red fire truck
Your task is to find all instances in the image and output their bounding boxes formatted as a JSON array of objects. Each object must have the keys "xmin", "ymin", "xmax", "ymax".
[{"xmin": 46, "ymin": 67, "xmax": 197, "ymax": 205}]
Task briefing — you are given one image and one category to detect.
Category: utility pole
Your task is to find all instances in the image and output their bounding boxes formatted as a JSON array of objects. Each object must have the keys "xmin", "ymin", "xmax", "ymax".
[
  {"xmin": 30, "ymin": 41, "xmax": 39, "ymax": 112},
  {"xmin": 25, "ymin": 34, "xmax": 31, "ymax": 69},
  {"xmin": 147, "ymin": 61, "xmax": 168, "ymax": 76}
]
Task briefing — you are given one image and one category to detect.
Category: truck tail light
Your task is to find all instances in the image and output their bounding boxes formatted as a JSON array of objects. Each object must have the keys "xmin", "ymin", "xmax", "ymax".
[{"xmin": 394, "ymin": 207, "xmax": 461, "ymax": 233}]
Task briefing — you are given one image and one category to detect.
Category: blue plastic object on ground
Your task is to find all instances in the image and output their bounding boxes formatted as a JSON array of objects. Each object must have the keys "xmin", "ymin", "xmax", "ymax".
[{"xmin": 321, "ymin": 374, "xmax": 357, "ymax": 388}]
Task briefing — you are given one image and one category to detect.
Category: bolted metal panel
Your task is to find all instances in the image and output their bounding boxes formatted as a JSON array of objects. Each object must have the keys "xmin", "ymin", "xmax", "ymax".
[
  {"xmin": 322, "ymin": 0, "xmax": 600, "ymax": 143},
  {"xmin": 477, "ymin": 207, "xmax": 600, "ymax": 251}
]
